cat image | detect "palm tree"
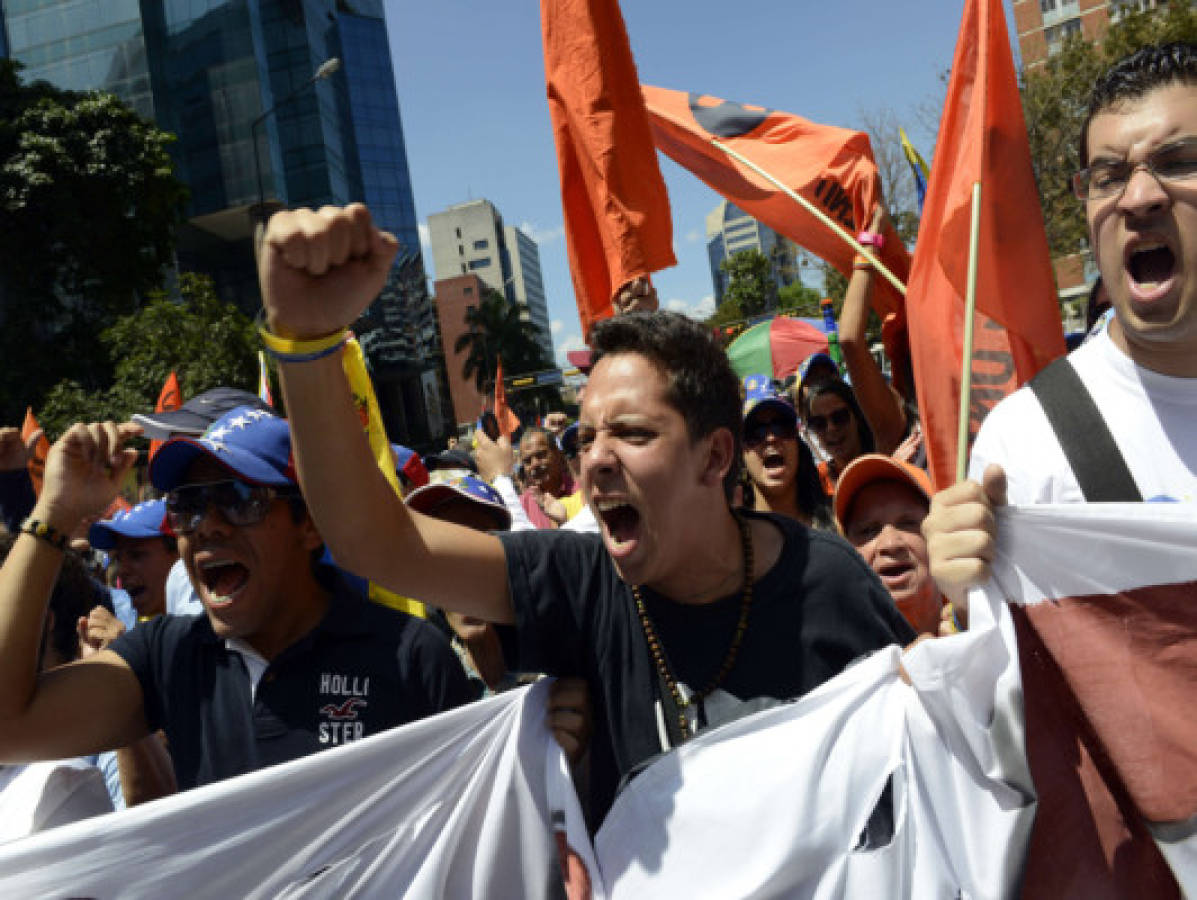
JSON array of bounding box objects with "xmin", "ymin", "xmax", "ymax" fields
[{"xmin": 454, "ymin": 288, "xmax": 550, "ymax": 392}]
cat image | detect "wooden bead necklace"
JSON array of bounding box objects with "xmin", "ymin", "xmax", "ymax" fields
[{"xmin": 631, "ymin": 513, "xmax": 754, "ymax": 742}]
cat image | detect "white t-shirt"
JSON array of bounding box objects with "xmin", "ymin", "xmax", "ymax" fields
[
  {"xmin": 0, "ymin": 759, "xmax": 113, "ymax": 842},
  {"xmin": 969, "ymin": 329, "xmax": 1197, "ymax": 504},
  {"xmin": 165, "ymin": 558, "xmax": 205, "ymax": 617}
]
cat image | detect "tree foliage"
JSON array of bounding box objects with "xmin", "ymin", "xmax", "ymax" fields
[
  {"xmin": 776, "ymin": 280, "xmax": 824, "ymax": 318},
  {"xmin": 0, "ymin": 59, "xmax": 187, "ymax": 423},
  {"xmin": 1021, "ymin": 0, "xmax": 1197, "ymax": 258},
  {"xmin": 720, "ymin": 250, "xmax": 777, "ymax": 319},
  {"xmin": 453, "ymin": 288, "xmax": 552, "ymax": 392},
  {"xmin": 706, "ymin": 295, "xmax": 744, "ymax": 329},
  {"xmin": 37, "ymin": 273, "xmax": 258, "ymax": 439}
]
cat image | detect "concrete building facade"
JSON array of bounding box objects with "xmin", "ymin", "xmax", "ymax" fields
[
  {"xmin": 427, "ymin": 199, "xmax": 554, "ymax": 361},
  {"xmin": 705, "ymin": 199, "xmax": 800, "ymax": 306},
  {"xmin": 432, "ymin": 273, "xmax": 488, "ymax": 432}
]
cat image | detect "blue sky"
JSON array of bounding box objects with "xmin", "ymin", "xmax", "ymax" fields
[{"xmin": 384, "ymin": 0, "xmax": 1018, "ymax": 366}]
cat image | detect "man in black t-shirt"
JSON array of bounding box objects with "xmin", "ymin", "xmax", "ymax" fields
[
  {"xmin": 259, "ymin": 204, "xmax": 915, "ymax": 821},
  {"xmin": 0, "ymin": 409, "xmax": 471, "ymax": 790}
]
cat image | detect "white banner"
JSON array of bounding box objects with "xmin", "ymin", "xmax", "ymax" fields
[{"xmin": 2, "ymin": 504, "xmax": 1192, "ymax": 897}]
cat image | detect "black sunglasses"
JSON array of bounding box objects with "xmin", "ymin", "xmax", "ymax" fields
[
  {"xmin": 806, "ymin": 408, "xmax": 852, "ymax": 433},
  {"xmin": 744, "ymin": 418, "xmax": 798, "ymax": 447},
  {"xmin": 166, "ymin": 480, "xmax": 296, "ymax": 533}
]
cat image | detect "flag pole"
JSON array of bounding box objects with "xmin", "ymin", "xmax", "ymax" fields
[
  {"xmin": 955, "ymin": 182, "xmax": 983, "ymax": 483},
  {"xmin": 710, "ymin": 138, "xmax": 906, "ymax": 296}
]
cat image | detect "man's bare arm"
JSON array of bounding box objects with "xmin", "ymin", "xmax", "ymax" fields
[
  {"xmin": 260, "ymin": 205, "xmax": 514, "ymax": 623},
  {"xmin": 0, "ymin": 422, "xmax": 150, "ymax": 761}
]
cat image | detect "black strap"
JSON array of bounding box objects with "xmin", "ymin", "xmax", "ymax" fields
[{"xmin": 1028, "ymin": 358, "xmax": 1143, "ymax": 503}]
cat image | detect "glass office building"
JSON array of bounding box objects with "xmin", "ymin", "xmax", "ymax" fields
[{"xmin": 0, "ymin": 0, "xmax": 444, "ymax": 446}]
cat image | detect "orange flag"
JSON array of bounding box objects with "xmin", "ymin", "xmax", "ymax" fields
[
  {"xmin": 149, "ymin": 371, "xmax": 182, "ymax": 461},
  {"xmin": 905, "ymin": 0, "xmax": 1065, "ymax": 490},
  {"xmin": 493, "ymin": 357, "xmax": 521, "ymax": 439},
  {"xmin": 641, "ymin": 85, "xmax": 913, "ymax": 393},
  {"xmin": 541, "ymin": 0, "xmax": 676, "ymax": 337},
  {"xmin": 20, "ymin": 408, "xmax": 51, "ymax": 496}
]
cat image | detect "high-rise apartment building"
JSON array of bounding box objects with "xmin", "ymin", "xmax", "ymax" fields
[
  {"xmin": 427, "ymin": 199, "xmax": 554, "ymax": 362},
  {"xmin": 0, "ymin": 0, "xmax": 445, "ymax": 447},
  {"xmin": 1012, "ymin": 0, "xmax": 1169, "ymax": 67},
  {"xmin": 706, "ymin": 200, "xmax": 800, "ymax": 307}
]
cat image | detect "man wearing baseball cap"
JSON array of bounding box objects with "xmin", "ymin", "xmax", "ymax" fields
[
  {"xmin": 87, "ymin": 500, "xmax": 176, "ymax": 620},
  {"xmin": 0, "ymin": 410, "xmax": 472, "ymax": 791},
  {"xmin": 834, "ymin": 455, "xmax": 947, "ymax": 637}
]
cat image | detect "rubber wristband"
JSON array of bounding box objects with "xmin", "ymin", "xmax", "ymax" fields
[
  {"xmin": 856, "ymin": 230, "xmax": 884, "ymax": 249},
  {"xmin": 258, "ymin": 326, "xmax": 348, "ymax": 356},
  {"xmin": 259, "ymin": 327, "xmax": 348, "ymax": 363},
  {"xmin": 19, "ymin": 518, "xmax": 68, "ymax": 551},
  {"xmin": 261, "ymin": 338, "xmax": 347, "ymax": 364}
]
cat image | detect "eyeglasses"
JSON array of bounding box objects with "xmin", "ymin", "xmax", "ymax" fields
[
  {"xmin": 1072, "ymin": 137, "xmax": 1197, "ymax": 200},
  {"xmin": 165, "ymin": 480, "xmax": 296, "ymax": 534},
  {"xmin": 806, "ymin": 408, "xmax": 852, "ymax": 433},
  {"xmin": 744, "ymin": 418, "xmax": 798, "ymax": 447}
]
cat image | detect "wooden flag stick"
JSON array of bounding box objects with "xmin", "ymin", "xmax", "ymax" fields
[
  {"xmin": 955, "ymin": 182, "xmax": 983, "ymax": 483},
  {"xmin": 710, "ymin": 138, "xmax": 907, "ymax": 296}
]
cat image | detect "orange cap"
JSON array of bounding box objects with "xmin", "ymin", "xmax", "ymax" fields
[{"xmin": 833, "ymin": 453, "xmax": 934, "ymax": 532}]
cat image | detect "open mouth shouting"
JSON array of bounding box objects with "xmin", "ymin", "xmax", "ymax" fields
[
  {"xmin": 196, "ymin": 555, "xmax": 250, "ymax": 608},
  {"xmin": 759, "ymin": 447, "xmax": 789, "ymax": 478},
  {"xmin": 1125, "ymin": 235, "xmax": 1179, "ymax": 309},
  {"xmin": 875, "ymin": 558, "xmax": 917, "ymax": 595},
  {"xmin": 594, "ymin": 496, "xmax": 642, "ymax": 559}
]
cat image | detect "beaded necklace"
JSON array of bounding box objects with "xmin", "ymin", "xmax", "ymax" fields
[{"xmin": 631, "ymin": 514, "xmax": 754, "ymax": 742}]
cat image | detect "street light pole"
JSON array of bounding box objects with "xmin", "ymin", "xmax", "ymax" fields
[{"xmin": 249, "ymin": 57, "xmax": 341, "ymax": 236}]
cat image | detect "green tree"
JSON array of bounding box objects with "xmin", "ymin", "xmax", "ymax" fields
[
  {"xmin": 37, "ymin": 273, "xmax": 258, "ymax": 438},
  {"xmin": 705, "ymin": 295, "xmax": 744, "ymax": 329},
  {"xmin": 454, "ymin": 288, "xmax": 551, "ymax": 393},
  {"xmin": 1021, "ymin": 0, "xmax": 1197, "ymax": 258},
  {"xmin": 776, "ymin": 280, "xmax": 824, "ymax": 318},
  {"xmin": 720, "ymin": 249, "xmax": 776, "ymax": 319},
  {"xmin": 0, "ymin": 59, "xmax": 187, "ymax": 423}
]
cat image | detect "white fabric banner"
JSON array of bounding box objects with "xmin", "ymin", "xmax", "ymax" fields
[{"xmin": 0, "ymin": 504, "xmax": 1191, "ymax": 897}]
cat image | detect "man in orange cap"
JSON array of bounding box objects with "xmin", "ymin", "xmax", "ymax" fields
[{"xmin": 834, "ymin": 455, "xmax": 948, "ymax": 636}]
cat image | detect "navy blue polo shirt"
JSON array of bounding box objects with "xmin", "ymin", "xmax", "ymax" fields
[{"xmin": 110, "ymin": 581, "xmax": 474, "ymax": 790}]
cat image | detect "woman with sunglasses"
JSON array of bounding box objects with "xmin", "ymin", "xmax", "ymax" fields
[
  {"xmin": 802, "ymin": 378, "xmax": 875, "ymax": 498},
  {"xmin": 740, "ymin": 376, "xmax": 833, "ymax": 529}
]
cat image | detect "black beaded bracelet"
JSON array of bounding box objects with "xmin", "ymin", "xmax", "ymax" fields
[{"xmin": 19, "ymin": 518, "xmax": 68, "ymax": 551}]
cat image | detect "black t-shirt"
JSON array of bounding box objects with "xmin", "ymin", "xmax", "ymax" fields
[
  {"xmin": 110, "ymin": 582, "xmax": 474, "ymax": 790},
  {"xmin": 500, "ymin": 510, "xmax": 916, "ymax": 821}
]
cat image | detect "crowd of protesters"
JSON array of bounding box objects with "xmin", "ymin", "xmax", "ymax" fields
[{"xmin": 0, "ymin": 41, "xmax": 1193, "ymax": 894}]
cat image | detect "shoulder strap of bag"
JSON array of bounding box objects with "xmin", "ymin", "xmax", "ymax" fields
[{"xmin": 1028, "ymin": 357, "xmax": 1143, "ymax": 502}]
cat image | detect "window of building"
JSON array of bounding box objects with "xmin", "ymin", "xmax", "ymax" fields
[
  {"xmin": 473, "ymin": 238, "xmax": 489, "ymax": 250},
  {"xmin": 1045, "ymin": 17, "xmax": 1082, "ymax": 52},
  {"xmin": 463, "ymin": 286, "xmax": 473, "ymax": 295},
  {"xmin": 468, "ymin": 257, "xmax": 491, "ymax": 270},
  {"xmin": 455, "ymin": 227, "xmax": 461, "ymax": 238}
]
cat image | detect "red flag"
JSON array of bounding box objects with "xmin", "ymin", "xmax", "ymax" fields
[
  {"xmin": 493, "ymin": 358, "xmax": 521, "ymax": 439},
  {"xmin": 149, "ymin": 371, "xmax": 182, "ymax": 461},
  {"xmin": 641, "ymin": 84, "xmax": 913, "ymax": 392},
  {"xmin": 541, "ymin": 0, "xmax": 676, "ymax": 338},
  {"xmin": 20, "ymin": 408, "xmax": 51, "ymax": 497},
  {"xmin": 905, "ymin": 0, "xmax": 1066, "ymax": 489}
]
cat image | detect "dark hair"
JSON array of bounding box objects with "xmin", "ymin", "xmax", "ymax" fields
[
  {"xmin": 0, "ymin": 533, "xmax": 112, "ymax": 667},
  {"xmin": 801, "ymin": 378, "xmax": 875, "ymax": 456},
  {"xmin": 1079, "ymin": 42, "xmax": 1197, "ymax": 168},
  {"xmin": 796, "ymin": 438, "xmax": 835, "ymax": 530},
  {"xmin": 590, "ymin": 311, "xmax": 742, "ymax": 499}
]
